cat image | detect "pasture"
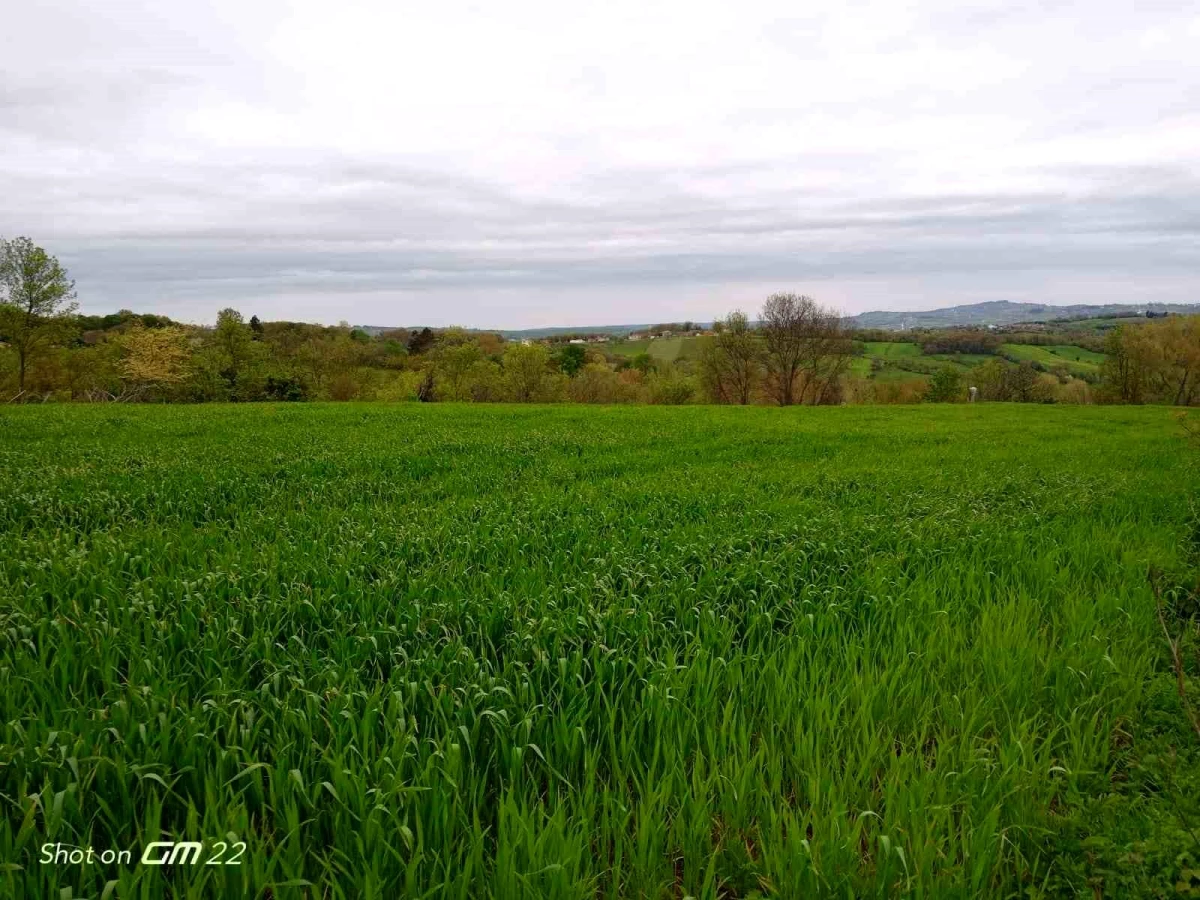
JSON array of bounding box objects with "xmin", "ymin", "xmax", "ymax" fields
[
  {"xmin": 998, "ymin": 344, "xmax": 1106, "ymax": 376},
  {"xmin": 605, "ymin": 336, "xmax": 709, "ymax": 364},
  {"xmin": 0, "ymin": 403, "xmax": 1196, "ymax": 898}
]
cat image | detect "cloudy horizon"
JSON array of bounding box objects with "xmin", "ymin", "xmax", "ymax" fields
[{"xmin": 3, "ymin": 0, "xmax": 1199, "ymax": 328}]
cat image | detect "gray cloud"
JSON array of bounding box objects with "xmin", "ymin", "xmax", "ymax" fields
[{"xmin": 2, "ymin": 0, "xmax": 1199, "ymax": 326}]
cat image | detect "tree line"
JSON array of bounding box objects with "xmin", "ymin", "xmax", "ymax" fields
[{"xmin": 3, "ymin": 236, "xmax": 1197, "ymax": 406}]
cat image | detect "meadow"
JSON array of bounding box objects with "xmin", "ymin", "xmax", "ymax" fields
[{"xmin": 1, "ymin": 403, "xmax": 1197, "ymax": 898}]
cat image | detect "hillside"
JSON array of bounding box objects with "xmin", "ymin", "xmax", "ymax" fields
[
  {"xmin": 844, "ymin": 300, "xmax": 1200, "ymax": 330},
  {"xmin": 354, "ymin": 302, "xmax": 1200, "ymax": 337}
]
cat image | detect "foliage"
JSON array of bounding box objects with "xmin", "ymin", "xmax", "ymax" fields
[
  {"xmin": 6, "ymin": 284, "xmax": 1199, "ymax": 409},
  {"xmin": 556, "ymin": 343, "xmax": 587, "ymax": 377},
  {"xmin": 925, "ymin": 365, "xmax": 964, "ymax": 402},
  {"xmin": 0, "ymin": 236, "xmax": 78, "ymax": 392},
  {"xmin": 117, "ymin": 326, "xmax": 191, "ymax": 394},
  {"xmin": 645, "ymin": 369, "xmax": 697, "ymax": 404},
  {"xmin": 1100, "ymin": 318, "xmax": 1200, "ymax": 406},
  {"xmin": 502, "ymin": 342, "xmax": 558, "ymax": 402},
  {"xmin": 920, "ymin": 330, "xmax": 1002, "ymax": 355}
]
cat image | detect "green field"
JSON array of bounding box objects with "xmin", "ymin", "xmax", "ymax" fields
[
  {"xmin": 999, "ymin": 344, "xmax": 1105, "ymax": 375},
  {"xmin": 859, "ymin": 341, "xmax": 923, "ymax": 358},
  {"xmin": 852, "ymin": 342, "xmax": 1107, "ymax": 386},
  {"xmin": 606, "ymin": 336, "xmax": 710, "ymax": 364},
  {"xmin": 925, "ymin": 352, "xmax": 996, "ymax": 369},
  {"xmin": 1, "ymin": 404, "xmax": 1197, "ymax": 898}
]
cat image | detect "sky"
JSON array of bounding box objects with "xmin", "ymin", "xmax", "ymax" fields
[{"xmin": 2, "ymin": 0, "xmax": 1199, "ymax": 328}]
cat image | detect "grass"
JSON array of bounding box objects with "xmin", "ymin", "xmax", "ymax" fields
[
  {"xmin": 859, "ymin": 341, "xmax": 923, "ymax": 358},
  {"xmin": 0, "ymin": 403, "xmax": 1196, "ymax": 898},
  {"xmin": 926, "ymin": 352, "xmax": 996, "ymax": 369},
  {"xmin": 1000, "ymin": 344, "xmax": 1105, "ymax": 375},
  {"xmin": 607, "ymin": 337, "xmax": 709, "ymax": 364}
]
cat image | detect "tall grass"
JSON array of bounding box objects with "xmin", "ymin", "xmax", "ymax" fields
[{"xmin": 0, "ymin": 403, "xmax": 1194, "ymax": 898}]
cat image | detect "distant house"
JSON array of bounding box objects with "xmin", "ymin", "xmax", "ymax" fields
[{"xmin": 568, "ymin": 338, "xmax": 585, "ymax": 344}]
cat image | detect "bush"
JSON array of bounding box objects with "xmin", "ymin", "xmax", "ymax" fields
[
  {"xmin": 568, "ymin": 363, "xmax": 638, "ymax": 403},
  {"xmin": 264, "ymin": 376, "xmax": 308, "ymax": 401},
  {"xmin": 926, "ymin": 366, "xmax": 964, "ymax": 402},
  {"xmin": 646, "ymin": 370, "xmax": 696, "ymax": 405}
]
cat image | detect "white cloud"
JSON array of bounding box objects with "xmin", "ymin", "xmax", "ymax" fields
[{"xmin": 2, "ymin": 0, "xmax": 1198, "ymax": 325}]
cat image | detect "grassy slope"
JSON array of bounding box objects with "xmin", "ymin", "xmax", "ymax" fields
[
  {"xmin": 607, "ymin": 336, "xmax": 710, "ymax": 364},
  {"xmin": 860, "ymin": 341, "xmax": 923, "ymax": 358},
  {"xmin": 0, "ymin": 404, "xmax": 1195, "ymax": 898},
  {"xmin": 1000, "ymin": 343, "xmax": 1105, "ymax": 375}
]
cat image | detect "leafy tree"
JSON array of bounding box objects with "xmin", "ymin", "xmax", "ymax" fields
[
  {"xmin": 476, "ymin": 332, "xmax": 505, "ymax": 358},
  {"xmin": 264, "ymin": 375, "xmax": 307, "ymax": 401},
  {"xmin": 1007, "ymin": 361, "xmax": 1040, "ymax": 402},
  {"xmin": 502, "ymin": 343, "xmax": 553, "ymax": 402},
  {"xmin": 118, "ymin": 326, "xmax": 191, "ymax": 396},
  {"xmin": 646, "ymin": 369, "xmax": 696, "ymax": 404},
  {"xmin": 249, "ymin": 315, "xmax": 264, "ymax": 340},
  {"xmin": 430, "ymin": 338, "xmax": 483, "ymax": 401},
  {"xmin": 926, "ymin": 366, "xmax": 963, "ymax": 402},
  {"xmin": 210, "ymin": 308, "xmax": 255, "ymax": 395},
  {"xmin": 1101, "ymin": 317, "xmax": 1200, "ymax": 405},
  {"xmin": 465, "ymin": 359, "xmax": 504, "ymax": 402},
  {"xmin": 557, "ymin": 344, "xmax": 587, "ymax": 377},
  {"xmin": 569, "ymin": 362, "xmax": 629, "ymax": 403},
  {"xmin": 629, "ymin": 352, "xmax": 655, "ymax": 374},
  {"xmin": 408, "ymin": 327, "xmax": 436, "ymax": 355},
  {"xmin": 0, "ymin": 236, "xmax": 78, "ymax": 392}
]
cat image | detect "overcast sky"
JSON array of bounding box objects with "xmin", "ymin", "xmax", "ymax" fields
[{"xmin": 3, "ymin": 1, "xmax": 1198, "ymax": 327}]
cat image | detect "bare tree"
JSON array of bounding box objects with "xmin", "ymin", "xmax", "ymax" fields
[
  {"xmin": 700, "ymin": 310, "xmax": 761, "ymax": 404},
  {"xmin": 759, "ymin": 293, "xmax": 852, "ymax": 406},
  {"xmin": 0, "ymin": 237, "xmax": 78, "ymax": 392}
]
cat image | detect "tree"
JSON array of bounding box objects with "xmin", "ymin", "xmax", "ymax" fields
[
  {"xmin": 1099, "ymin": 325, "xmax": 1152, "ymax": 403},
  {"xmin": 700, "ymin": 310, "xmax": 760, "ymax": 404},
  {"xmin": 118, "ymin": 326, "xmax": 191, "ymax": 397},
  {"xmin": 1148, "ymin": 316, "xmax": 1200, "ymax": 406},
  {"xmin": 465, "ymin": 359, "xmax": 504, "ymax": 401},
  {"xmin": 569, "ymin": 362, "xmax": 627, "ymax": 403},
  {"xmin": 1006, "ymin": 361, "xmax": 1039, "ymax": 402},
  {"xmin": 759, "ymin": 293, "xmax": 852, "ymax": 406},
  {"xmin": 0, "ymin": 237, "xmax": 78, "ymax": 392},
  {"xmin": 557, "ymin": 343, "xmax": 587, "ymax": 377},
  {"xmin": 502, "ymin": 343, "xmax": 553, "ymax": 402},
  {"xmin": 430, "ymin": 336, "xmax": 483, "ymax": 401},
  {"xmin": 629, "ymin": 352, "xmax": 655, "ymax": 374},
  {"xmin": 249, "ymin": 315, "xmax": 264, "ymax": 340},
  {"xmin": 407, "ymin": 327, "xmax": 436, "ymax": 355},
  {"xmin": 926, "ymin": 366, "xmax": 963, "ymax": 402},
  {"xmin": 210, "ymin": 308, "xmax": 254, "ymax": 392}
]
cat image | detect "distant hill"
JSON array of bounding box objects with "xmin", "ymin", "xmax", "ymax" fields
[
  {"xmin": 356, "ymin": 302, "xmax": 1200, "ymax": 337},
  {"xmin": 843, "ymin": 301, "xmax": 1200, "ymax": 330},
  {"xmin": 356, "ymin": 323, "xmax": 705, "ymax": 339}
]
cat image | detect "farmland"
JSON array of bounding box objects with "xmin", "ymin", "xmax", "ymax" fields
[
  {"xmin": 1, "ymin": 404, "xmax": 1197, "ymax": 898},
  {"xmin": 605, "ymin": 336, "xmax": 711, "ymax": 364},
  {"xmin": 602, "ymin": 334, "xmax": 1109, "ymax": 391}
]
